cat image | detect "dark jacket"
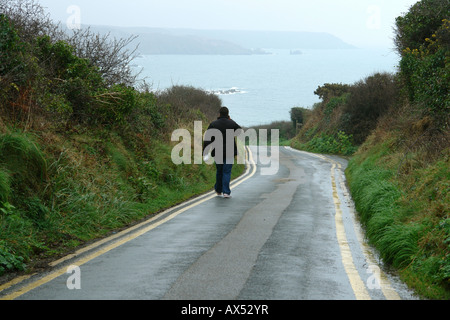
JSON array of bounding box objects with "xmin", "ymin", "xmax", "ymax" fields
[{"xmin": 203, "ymin": 116, "xmax": 242, "ymax": 161}]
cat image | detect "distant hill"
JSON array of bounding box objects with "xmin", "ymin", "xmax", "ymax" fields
[
  {"xmin": 83, "ymin": 25, "xmax": 355, "ymax": 55},
  {"xmin": 173, "ymin": 29, "xmax": 356, "ymax": 50}
]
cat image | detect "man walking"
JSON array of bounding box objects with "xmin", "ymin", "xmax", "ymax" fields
[{"xmin": 203, "ymin": 107, "xmax": 242, "ymax": 198}]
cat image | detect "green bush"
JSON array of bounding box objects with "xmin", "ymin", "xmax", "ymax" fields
[
  {"xmin": 0, "ymin": 240, "xmax": 25, "ymax": 276},
  {"xmin": 0, "ymin": 14, "xmax": 30, "ymax": 108},
  {"xmin": 0, "ymin": 132, "xmax": 47, "ymax": 195},
  {"xmin": 342, "ymin": 73, "xmax": 398, "ymax": 145},
  {"xmin": 36, "ymin": 35, "xmax": 105, "ymax": 122},
  {"xmin": 0, "ymin": 14, "xmax": 22, "ymax": 76},
  {"xmin": 314, "ymin": 83, "xmax": 351, "ymax": 102},
  {"xmin": 394, "ymin": 0, "xmax": 450, "ymax": 53},
  {"xmin": 156, "ymin": 85, "xmax": 222, "ymax": 123},
  {"xmin": 93, "ymin": 84, "xmax": 138, "ymax": 126},
  {"xmin": 0, "ymin": 168, "xmax": 10, "ymax": 203},
  {"xmin": 325, "ymin": 93, "xmax": 349, "ymax": 118},
  {"xmin": 399, "ymin": 20, "xmax": 449, "ymax": 119},
  {"xmin": 296, "ymin": 131, "xmax": 357, "ymax": 156}
]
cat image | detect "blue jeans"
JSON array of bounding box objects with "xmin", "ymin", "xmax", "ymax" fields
[{"xmin": 215, "ymin": 163, "xmax": 233, "ymax": 195}]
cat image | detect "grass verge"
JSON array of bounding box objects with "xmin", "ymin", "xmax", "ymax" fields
[
  {"xmin": 346, "ymin": 135, "xmax": 449, "ymax": 299},
  {"xmin": 0, "ymin": 128, "xmax": 245, "ymax": 279}
]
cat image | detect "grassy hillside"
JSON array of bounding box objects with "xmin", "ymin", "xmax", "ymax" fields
[
  {"xmin": 0, "ymin": 1, "xmax": 244, "ymax": 280},
  {"xmin": 291, "ymin": 0, "xmax": 449, "ymax": 299}
]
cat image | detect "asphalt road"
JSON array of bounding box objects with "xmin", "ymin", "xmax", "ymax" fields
[{"xmin": 1, "ymin": 146, "xmax": 417, "ymax": 300}]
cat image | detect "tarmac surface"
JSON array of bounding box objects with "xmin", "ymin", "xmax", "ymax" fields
[{"xmin": 0, "ymin": 146, "xmax": 417, "ymax": 300}]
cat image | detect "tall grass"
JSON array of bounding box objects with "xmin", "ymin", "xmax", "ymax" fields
[
  {"xmin": 0, "ymin": 132, "xmax": 47, "ymax": 192},
  {"xmin": 0, "ymin": 168, "xmax": 10, "ymax": 203},
  {"xmin": 346, "ymin": 149, "xmax": 419, "ymax": 267},
  {"xmin": 346, "ymin": 134, "xmax": 450, "ymax": 299},
  {"xmin": 0, "ymin": 126, "xmax": 245, "ymax": 276}
]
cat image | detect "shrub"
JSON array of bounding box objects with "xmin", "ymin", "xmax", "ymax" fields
[
  {"xmin": 0, "ymin": 168, "xmax": 10, "ymax": 203},
  {"xmin": 296, "ymin": 131, "xmax": 357, "ymax": 156},
  {"xmin": 399, "ymin": 19, "xmax": 449, "ymax": 120},
  {"xmin": 0, "ymin": 14, "xmax": 24, "ymax": 79},
  {"xmin": 156, "ymin": 85, "xmax": 222, "ymax": 123},
  {"xmin": 93, "ymin": 84, "xmax": 138, "ymax": 126},
  {"xmin": 314, "ymin": 83, "xmax": 351, "ymax": 103},
  {"xmin": 1, "ymin": 0, "xmax": 139, "ymax": 86},
  {"xmin": 342, "ymin": 73, "xmax": 398, "ymax": 145},
  {"xmin": 0, "ymin": 240, "xmax": 25, "ymax": 276},
  {"xmin": 0, "ymin": 132, "xmax": 47, "ymax": 195},
  {"xmin": 394, "ymin": 0, "xmax": 450, "ymax": 54}
]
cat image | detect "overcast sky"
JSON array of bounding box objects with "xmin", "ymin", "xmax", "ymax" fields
[{"xmin": 38, "ymin": 0, "xmax": 418, "ymax": 48}]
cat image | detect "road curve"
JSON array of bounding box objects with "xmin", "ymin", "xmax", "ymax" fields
[{"xmin": 0, "ymin": 146, "xmax": 416, "ymax": 300}]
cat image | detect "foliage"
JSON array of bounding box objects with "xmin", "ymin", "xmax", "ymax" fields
[
  {"xmin": 0, "ymin": 0, "xmax": 139, "ymax": 86},
  {"xmin": 313, "ymin": 83, "xmax": 350, "ymax": 102},
  {"xmin": 0, "ymin": 14, "xmax": 24, "ymax": 79},
  {"xmin": 342, "ymin": 73, "xmax": 398, "ymax": 144},
  {"xmin": 290, "ymin": 107, "xmax": 304, "ymax": 128},
  {"xmin": 324, "ymin": 93, "xmax": 349, "ymax": 118},
  {"xmin": 399, "ymin": 19, "xmax": 450, "ymax": 120},
  {"xmin": 0, "ymin": 132, "xmax": 47, "ymax": 196},
  {"xmin": 290, "ymin": 0, "xmax": 450, "ymax": 298},
  {"xmin": 292, "ymin": 131, "xmax": 357, "ymax": 156},
  {"xmin": 0, "ymin": 1, "xmax": 245, "ymax": 279},
  {"xmin": 394, "ymin": 0, "xmax": 450, "ymax": 54},
  {"xmin": 291, "ymin": 73, "xmax": 395, "ymax": 155},
  {"xmin": 0, "ymin": 240, "xmax": 25, "ymax": 275},
  {"xmin": 156, "ymin": 85, "xmax": 222, "ymax": 123},
  {"xmin": 249, "ymin": 120, "xmax": 297, "ymax": 144},
  {"xmin": 346, "ymin": 136, "xmax": 450, "ymax": 299}
]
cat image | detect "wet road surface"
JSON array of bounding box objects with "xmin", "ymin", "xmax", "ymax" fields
[{"xmin": 1, "ymin": 147, "xmax": 417, "ymax": 300}]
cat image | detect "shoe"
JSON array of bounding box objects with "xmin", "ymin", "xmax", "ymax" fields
[
  {"xmin": 223, "ymin": 194, "xmax": 232, "ymax": 198},
  {"xmin": 216, "ymin": 192, "xmax": 223, "ymax": 196}
]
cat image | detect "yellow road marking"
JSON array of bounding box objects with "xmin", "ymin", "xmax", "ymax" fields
[
  {"xmin": 0, "ymin": 274, "xmax": 35, "ymax": 293},
  {"xmin": 1, "ymin": 147, "xmax": 257, "ymax": 300},
  {"xmin": 285, "ymin": 147, "xmax": 401, "ymax": 300},
  {"xmin": 331, "ymin": 163, "xmax": 371, "ymax": 300},
  {"xmin": 334, "ymin": 162, "xmax": 401, "ymax": 300}
]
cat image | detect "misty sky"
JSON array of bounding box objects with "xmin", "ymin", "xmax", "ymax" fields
[{"xmin": 38, "ymin": 0, "xmax": 419, "ymax": 48}]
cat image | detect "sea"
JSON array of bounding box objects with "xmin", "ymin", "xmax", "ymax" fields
[{"xmin": 132, "ymin": 48, "xmax": 401, "ymax": 127}]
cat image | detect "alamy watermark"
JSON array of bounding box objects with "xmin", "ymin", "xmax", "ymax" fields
[
  {"xmin": 66, "ymin": 265, "xmax": 81, "ymax": 290},
  {"xmin": 366, "ymin": 5, "xmax": 381, "ymax": 30},
  {"xmin": 171, "ymin": 121, "xmax": 280, "ymax": 176},
  {"xmin": 66, "ymin": 5, "xmax": 81, "ymax": 30},
  {"xmin": 366, "ymin": 264, "xmax": 382, "ymax": 290}
]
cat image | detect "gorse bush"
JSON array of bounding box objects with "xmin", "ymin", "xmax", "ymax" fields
[
  {"xmin": 395, "ymin": 0, "xmax": 450, "ymax": 122},
  {"xmin": 399, "ymin": 20, "xmax": 450, "ymax": 120},
  {"xmin": 394, "ymin": 0, "xmax": 450, "ymax": 54}
]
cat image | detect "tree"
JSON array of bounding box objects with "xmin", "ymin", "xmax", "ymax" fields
[
  {"xmin": 290, "ymin": 107, "xmax": 304, "ymax": 129},
  {"xmin": 314, "ymin": 83, "xmax": 350, "ymax": 102}
]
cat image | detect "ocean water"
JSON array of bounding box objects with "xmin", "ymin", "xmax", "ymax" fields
[{"xmin": 134, "ymin": 48, "xmax": 400, "ymax": 127}]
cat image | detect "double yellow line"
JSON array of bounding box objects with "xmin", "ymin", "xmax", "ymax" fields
[
  {"xmin": 285, "ymin": 147, "xmax": 401, "ymax": 300},
  {"xmin": 1, "ymin": 147, "xmax": 257, "ymax": 300}
]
